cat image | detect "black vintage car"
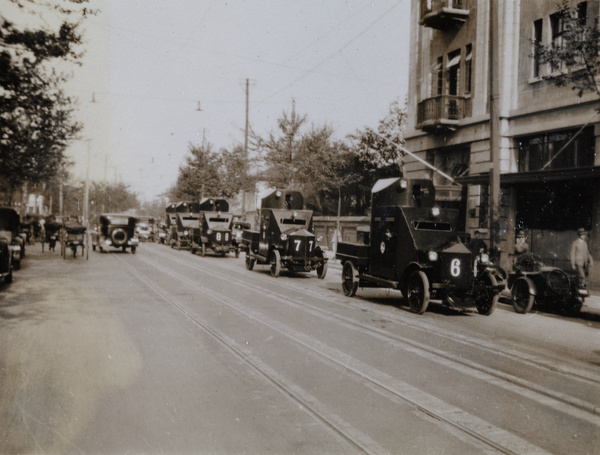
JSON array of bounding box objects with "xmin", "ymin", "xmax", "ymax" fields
[
  {"xmin": 336, "ymin": 178, "xmax": 504, "ymax": 315},
  {"xmin": 508, "ymin": 253, "xmax": 585, "ymax": 314},
  {"xmin": 0, "ymin": 207, "xmax": 21, "ymax": 283},
  {"xmin": 242, "ymin": 189, "xmax": 327, "ymax": 278},
  {"xmin": 92, "ymin": 214, "xmax": 139, "ymax": 253}
]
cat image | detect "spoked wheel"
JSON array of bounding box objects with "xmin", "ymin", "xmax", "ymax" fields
[
  {"xmin": 474, "ymin": 273, "xmax": 499, "ymax": 315},
  {"xmin": 316, "ymin": 260, "xmax": 328, "ymax": 279},
  {"xmin": 407, "ymin": 271, "xmax": 430, "ymax": 314},
  {"xmin": 245, "ymin": 254, "xmax": 255, "ymax": 270},
  {"xmin": 270, "ymin": 249, "xmax": 281, "ymax": 277},
  {"xmin": 341, "ymin": 261, "xmax": 359, "ymax": 297},
  {"xmin": 511, "ymin": 277, "xmax": 535, "ymax": 314}
]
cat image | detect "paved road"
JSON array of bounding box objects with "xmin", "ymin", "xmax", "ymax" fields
[{"xmin": 0, "ymin": 242, "xmax": 599, "ymax": 454}]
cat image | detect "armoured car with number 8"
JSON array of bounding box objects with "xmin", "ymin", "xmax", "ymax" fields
[
  {"xmin": 190, "ymin": 198, "xmax": 239, "ymax": 257},
  {"xmin": 335, "ymin": 178, "xmax": 504, "ymax": 315}
]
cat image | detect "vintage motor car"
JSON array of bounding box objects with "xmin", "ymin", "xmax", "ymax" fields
[
  {"xmin": 0, "ymin": 207, "xmax": 21, "ymax": 283},
  {"xmin": 92, "ymin": 214, "xmax": 139, "ymax": 253},
  {"xmin": 508, "ymin": 253, "xmax": 586, "ymax": 314},
  {"xmin": 336, "ymin": 178, "xmax": 505, "ymax": 315},
  {"xmin": 242, "ymin": 189, "xmax": 328, "ymax": 278},
  {"xmin": 190, "ymin": 198, "xmax": 239, "ymax": 257}
]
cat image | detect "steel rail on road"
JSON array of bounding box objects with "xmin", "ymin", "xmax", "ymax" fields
[
  {"xmin": 149, "ymin": 246, "xmax": 600, "ymax": 421},
  {"xmin": 115, "ymin": 247, "xmax": 566, "ymax": 454}
]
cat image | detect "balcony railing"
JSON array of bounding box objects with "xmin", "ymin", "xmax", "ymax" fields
[
  {"xmin": 419, "ymin": 0, "xmax": 470, "ymax": 30},
  {"xmin": 417, "ymin": 95, "xmax": 468, "ymax": 132}
]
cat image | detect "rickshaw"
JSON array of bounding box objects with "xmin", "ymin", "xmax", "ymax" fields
[
  {"xmin": 61, "ymin": 220, "xmax": 88, "ymax": 259},
  {"xmin": 41, "ymin": 216, "xmax": 62, "ymax": 252}
]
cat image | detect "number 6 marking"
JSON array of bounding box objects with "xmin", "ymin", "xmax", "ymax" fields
[{"xmin": 451, "ymin": 259, "xmax": 461, "ymax": 277}]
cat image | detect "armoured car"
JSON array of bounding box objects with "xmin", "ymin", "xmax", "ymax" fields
[
  {"xmin": 242, "ymin": 189, "xmax": 327, "ymax": 278},
  {"xmin": 190, "ymin": 198, "xmax": 238, "ymax": 257},
  {"xmin": 92, "ymin": 214, "xmax": 139, "ymax": 253},
  {"xmin": 171, "ymin": 202, "xmax": 198, "ymax": 250},
  {"xmin": 335, "ymin": 178, "xmax": 504, "ymax": 315}
]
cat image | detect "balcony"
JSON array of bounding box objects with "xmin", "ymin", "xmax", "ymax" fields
[
  {"xmin": 419, "ymin": 0, "xmax": 470, "ymax": 30},
  {"xmin": 417, "ymin": 95, "xmax": 468, "ymax": 132}
]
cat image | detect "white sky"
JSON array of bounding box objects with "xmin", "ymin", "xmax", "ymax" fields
[{"xmin": 61, "ymin": 0, "xmax": 411, "ymax": 202}]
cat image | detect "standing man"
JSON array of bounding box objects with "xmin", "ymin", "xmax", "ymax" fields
[{"xmin": 570, "ymin": 228, "xmax": 594, "ymax": 288}]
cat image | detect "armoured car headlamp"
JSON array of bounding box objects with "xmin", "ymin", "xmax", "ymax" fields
[
  {"xmin": 400, "ymin": 180, "xmax": 408, "ymax": 189},
  {"xmin": 207, "ymin": 229, "xmax": 212, "ymax": 235},
  {"xmin": 431, "ymin": 207, "xmax": 440, "ymax": 217},
  {"xmin": 276, "ymin": 190, "xmax": 282, "ymax": 198},
  {"xmin": 479, "ymin": 253, "xmax": 490, "ymax": 263},
  {"xmin": 184, "ymin": 230, "xmax": 189, "ymax": 236},
  {"xmin": 428, "ymin": 251, "xmax": 438, "ymax": 262},
  {"xmin": 292, "ymin": 211, "xmax": 298, "ymax": 219},
  {"xmin": 280, "ymin": 234, "xmax": 287, "ymax": 241}
]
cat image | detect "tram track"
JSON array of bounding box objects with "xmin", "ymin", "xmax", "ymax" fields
[
  {"xmin": 116, "ymin": 248, "xmax": 572, "ymax": 454},
  {"xmin": 144, "ymin": 245, "xmax": 600, "ymax": 421}
]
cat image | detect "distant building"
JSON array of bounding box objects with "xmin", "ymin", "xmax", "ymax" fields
[{"xmin": 404, "ymin": 0, "xmax": 600, "ymax": 287}]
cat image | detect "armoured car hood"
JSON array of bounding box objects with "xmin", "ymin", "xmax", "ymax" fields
[{"xmin": 287, "ymin": 228, "xmax": 315, "ymax": 237}]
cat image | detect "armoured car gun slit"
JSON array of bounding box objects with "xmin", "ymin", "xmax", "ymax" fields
[
  {"xmin": 335, "ymin": 178, "xmax": 505, "ymax": 315},
  {"xmin": 241, "ymin": 189, "xmax": 328, "ymax": 279}
]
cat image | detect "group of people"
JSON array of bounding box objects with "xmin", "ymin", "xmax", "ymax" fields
[{"xmin": 469, "ymin": 228, "xmax": 594, "ymax": 287}]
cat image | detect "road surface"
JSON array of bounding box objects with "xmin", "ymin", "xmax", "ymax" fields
[{"xmin": 0, "ymin": 242, "xmax": 599, "ymax": 454}]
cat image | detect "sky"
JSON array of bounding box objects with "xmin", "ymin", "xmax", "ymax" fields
[{"xmin": 57, "ymin": 0, "xmax": 411, "ymax": 202}]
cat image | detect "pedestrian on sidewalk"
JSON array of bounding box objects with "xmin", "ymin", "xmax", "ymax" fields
[{"xmin": 570, "ymin": 228, "xmax": 593, "ymax": 288}]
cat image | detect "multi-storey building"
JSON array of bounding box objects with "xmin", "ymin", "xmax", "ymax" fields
[{"xmin": 404, "ymin": 0, "xmax": 600, "ymax": 287}]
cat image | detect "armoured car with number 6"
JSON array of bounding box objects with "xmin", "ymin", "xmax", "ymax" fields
[
  {"xmin": 335, "ymin": 178, "xmax": 504, "ymax": 315},
  {"xmin": 242, "ymin": 189, "xmax": 327, "ymax": 278}
]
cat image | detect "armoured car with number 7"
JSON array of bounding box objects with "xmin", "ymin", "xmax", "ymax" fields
[
  {"xmin": 242, "ymin": 189, "xmax": 327, "ymax": 278},
  {"xmin": 335, "ymin": 178, "xmax": 504, "ymax": 315}
]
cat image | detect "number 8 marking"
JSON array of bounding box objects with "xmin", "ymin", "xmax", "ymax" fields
[{"xmin": 451, "ymin": 259, "xmax": 461, "ymax": 277}]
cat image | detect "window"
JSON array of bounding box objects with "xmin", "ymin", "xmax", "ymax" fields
[
  {"xmin": 464, "ymin": 44, "xmax": 472, "ymax": 94},
  {"xmin": 446, "ymin": 49, "xmax": 461, "ymax": 96},
  {"xmin": 550, "ymin": 11, "xmax": 566, "ymax": 72},
  {"xmin": 517, "ymin": 127, "xmax": 595, "ymax": 172},
  {"xmin": 533, "ymin": 19, "xmax": 543, "ymax": 78},
  {"xmin": 434, "ymin": 57, "xmax": 443, "ymax": 96}
]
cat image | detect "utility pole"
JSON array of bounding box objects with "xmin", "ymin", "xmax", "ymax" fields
[
  {"xmin": 242, "ymin": 78, "xmax": 250, "ymax": 218},
  {"xmin": 489, "ymin": 0, "xmax": 501, "ymax": 260},
  {"xmin": 84, "ymin": 139, "xmax": 91, "ymax": 226}
]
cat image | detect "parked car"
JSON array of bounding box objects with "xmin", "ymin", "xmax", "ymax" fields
[
  {"xmin": 508, "ymin": 253, "xmax": 585, "ymax": 314},
  {"xmin": 91, "ymin": 214, "xmax": 139, "ymax": 253},
  {"xmin": 136, "ymin": 222, "xmax": 153, "ymax": 242},
  {"xmin": 0, "ymin": 207, "xmax": 20, "ymax": 283}
]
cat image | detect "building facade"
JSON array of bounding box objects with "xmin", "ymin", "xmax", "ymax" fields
[{"xmin": 404, "ymin": 0, "xmax": 600, "ymax": 287}]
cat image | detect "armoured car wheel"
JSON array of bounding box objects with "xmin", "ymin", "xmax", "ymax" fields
[
  {"xmin": 245, "ymin": 255, "xmax": 255, "ymax": 270},
  {"xmin": 131, "ymin": 247, "xmax": 136, "ymax": 254},
  {"xmin": 342, "ymin": 261, "xmax": 359, "ymax": 297},
  {"xmin": 475, "ymin": 273, "xmax": 499, "ymax": 316},
  {"xmin": 511, "ymin": 277, "xmax": 535, "ymax": 314},
  {"xmin": 5, "ymin": 271, "xmax": 12, "ymax": 284},
  {"xmin": 201, "ymin": 243, "xmax": 206, "ymax": 257},
  {"xmin": 317, "ymin": 261, "xmax": 328, "ymax": 279},
  {"xmin": 407, "ymin": 271, "xmax": 430, "ymax": 314},
  {"xmin": 270, "ymin": 249, "xmax": 281, "ymax": 277}
]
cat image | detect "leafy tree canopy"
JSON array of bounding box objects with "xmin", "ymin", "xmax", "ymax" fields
[{"xmin": 0, "ymin": 0, "xmax": 93, "ymax": 200}]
